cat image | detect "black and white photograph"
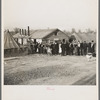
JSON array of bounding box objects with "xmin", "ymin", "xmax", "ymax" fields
[{"xmin": 3, "ymin": 0, "xmax": 97, "ymax": 86}]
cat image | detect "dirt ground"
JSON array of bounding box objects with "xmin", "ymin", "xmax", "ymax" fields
[{"xmin": 4, "ymin": 54, "xmax": 96, "ymax": 85}]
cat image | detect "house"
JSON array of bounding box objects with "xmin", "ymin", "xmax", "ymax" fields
[{"xmin": 30, "ymin": 28, "xmax": 69, "ymax": 44}]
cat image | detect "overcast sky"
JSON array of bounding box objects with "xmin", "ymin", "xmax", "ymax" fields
[{"xmin": 3, "ymin": 0, "xmax": 98, "ymax": 31}]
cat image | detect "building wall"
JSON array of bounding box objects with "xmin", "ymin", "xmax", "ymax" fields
[
  {"xmin": 31, "ymin": 39, "xmax": 42, "ymax": 43},
  {"xmin": 23, "ymin": 38, "xmax": 27, "ymax": 45},
  {"xmin": 18, "ymin": 38, "xmax": 22, "ymax": 44},
  {"xmin": 36, "ymin": 39, "xmax": 42, "ymax": 43},
  {"xmin": 17, "ymin": 38, "xmax": 27, "ymax": 45},
  {"xmin": 44, "ymin": 31, "xmax": 69, "ymax": 42}
]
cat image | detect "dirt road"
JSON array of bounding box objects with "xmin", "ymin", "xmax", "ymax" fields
[{"xmin": 4, "ymin": 54, "xmax": 96, "ymax": 85}]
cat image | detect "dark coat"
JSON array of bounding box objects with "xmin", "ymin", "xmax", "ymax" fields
[{"xmin": 83, "ymin": 43, "xmax": 87, "ymax": 50}]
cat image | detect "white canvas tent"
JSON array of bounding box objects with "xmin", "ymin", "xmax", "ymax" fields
[
  {"xmin": 71, "ymin": 33, "xmax": 82, "ymax": 41},
  {"xmin": 4, "ymin": 31, "xmax": 19, "ymax": 49}
]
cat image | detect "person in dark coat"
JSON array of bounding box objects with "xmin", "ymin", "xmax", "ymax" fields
[
  {"xmin": 66, "ymin": 41, "xmax": 69, "ymax": 55},
  {"xmin": 88, "ymin": 42, "xmax": 91, "ymax": 53},
  {"xmin": 83, "ymin": 41, "xmax": 87, "ymax": 55},
  {"xmin": 27, "ymin": 41, "xmax": 31, "ymax": 55},
  {"xmin": 77, "ymin": 41, "xmax": 80, "ymax": 55},
  {"xmin": 34, "ymin": 42, "xmax": 38, "ymax": 53},
  {"xmin": 55, "ymin": 42, "xmax": 59, "ymax": 55},
  {"xmin": 80, "ymin": 41, "xmax": 83, "ymax": 55},
  {"xmin": 51, "ymin": 42, "xmax": 56, "ymax": 55},
  {"xmin": 30, "ymin": 42, "xmax": 34, "ymax": 54},
  {"xmin": 91, "ymin": 40, "xmax": 95, "ymax": 53},
  {"xmin": 61, "ymin": 40, "xmax": 66, "ymax": 56},
  {"xmin": 40, "ymin": 43, "xmax": 43, "ymax": 54},
  {"xmin": 69, "ymin": 42, "xmax": 74, "ymax": 55},
  {"xmin": 43, "ymin": 45, "xmax": 46, "ymax": 54}
]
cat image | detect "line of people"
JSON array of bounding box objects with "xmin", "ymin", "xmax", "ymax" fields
[{"xmin": 27, "ymin": 40, "xmax": 96, "ymax": 56}]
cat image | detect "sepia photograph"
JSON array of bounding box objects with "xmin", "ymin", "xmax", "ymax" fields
[{"xmin": 3, "ymin": 0, "xmax": 97, "ymax": 86}]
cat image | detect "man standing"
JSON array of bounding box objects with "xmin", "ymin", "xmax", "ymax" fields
[
  {"xmin": 27, "ymin": 41, "xmax": 31, "ymax": 55},
  {"xmin": 69, "ymin": 42, "xmax": 74, "ymax": 55},
  {"xmin": 51, "ymin": 42, "xmax": 56, "ymax": 55},
  {"xmin": 83, "ymin": 41, "xmax": 87, "ymax": 55},
  {"xmin": 34, "ymin": 42, "xmax": 38, "ymax": 53},
  {"xmin": 66, "ymin": 40, "xmax": 69, "ymax": 55},
  {"xmin": 80, "ymin": 41, "xmax": 83, "ymax": 55},
  {"xmin": 55, "ymin": 42, "xmax": 59, "ymax": 55},
  {"xmin": 91, "ymin": 40, "xmax": 95, "ymax": 53},
  {"xmin": 61, "ymin": 39, "xmax": 66, "ymax": 56},
  {"xmin": 88, "ymin": 42, "xmax": 91, "ymax": 53},
  {"xmin": 77, "ymin": 41, "xmax": 80, "ymax": 55}
]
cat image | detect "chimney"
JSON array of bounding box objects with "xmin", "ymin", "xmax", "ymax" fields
[
  {"xmin": 25, "ymin": 29, "xmax": 26, "ymax": 36},
  {"xmin": 28, "ymin": 26, "xmax": 30, "ymax": 36},
  {"xmin": 20, "ymin": 29, "xmax": 21, "ymax": 35},
  {"xmin": 22, "ymin": 29, "xmax": 24, "ymax": 35}
]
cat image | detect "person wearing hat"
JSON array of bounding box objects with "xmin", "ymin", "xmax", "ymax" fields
[
  {"xmin": 91, "ymin": 40, "xmax": 95, "ymax": 53},
  {"xmin": 83, "ymin": 41, "xmax": 87, "ymax": 55}
]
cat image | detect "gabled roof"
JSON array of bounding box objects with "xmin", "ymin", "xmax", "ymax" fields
[
  {"xmin": 4, "ymin": 31, "xmax": 19, "ymax": 49},
  {"xmin": 64, "ymin": 31, "xmax": 72, "ymax": 37},
  {"xmin": 30, "ymin": 28, "xmax": 60, "ymax": 39}
]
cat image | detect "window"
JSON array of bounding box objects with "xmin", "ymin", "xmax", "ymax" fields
[{"xmin": 54, "ymin": 32, "xmax": 57, "ymax": 36}]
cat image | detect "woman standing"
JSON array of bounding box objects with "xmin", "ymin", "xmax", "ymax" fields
[
  {"xmin": 47, "ymin": 45, "xmax": 52, "ymax": 55},
  {"xmin": 59, "ymin": 43, "xmax": 62, "ymax": 55}
]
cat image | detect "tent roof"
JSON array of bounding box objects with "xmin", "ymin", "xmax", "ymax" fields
[
  {"xmin": 71, "ymin": 32, "xmax": 96, "ymax": 43},
  {"xmin": 85, "ymin": 33, "xmax": 96, "ymax": 42},
  {"xmin": 71, "ymin": 33, "xmax": 82, "ymax": 41},
  {"xmin": 77, "ymin": 32, "xmax": 96, "ymax": 42},
  {"xmin": 77, "ymin": 33, "xmax": 89, "ymax": 42},
  {"xmin": 4, "ymin": 31, "xmax": 19, "ymax": 49}
]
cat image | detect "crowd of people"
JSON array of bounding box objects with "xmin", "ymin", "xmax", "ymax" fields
[{"xmin": 27, "ymin": 39, "xmax": 96, "ymax": 56}]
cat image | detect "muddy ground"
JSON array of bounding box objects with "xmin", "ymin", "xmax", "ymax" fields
[{"xmin": 4, "ymin": 54, "xmax": 96, "ymax": 85}]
